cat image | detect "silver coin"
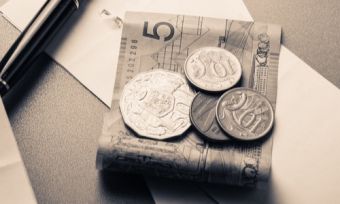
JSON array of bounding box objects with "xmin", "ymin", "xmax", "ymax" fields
[
  {"xmin": 190, "ymin": 92, "xmax": 231, "ymax": 142},
  {"xmin": 120, "ymin": 69, "xmax": 195, "ymax": 140},
  {"xmin": 184, "ymin": 47, "xmax": 242, "ymax": 92},
  {"xmin": 216, "ymin": 88, "xmax": 274, "ymax": 141}
]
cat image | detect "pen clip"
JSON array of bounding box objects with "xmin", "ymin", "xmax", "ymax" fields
[
  {"xmin": 0, "ymin": 79, "xmax": 10, "ymax": 91},
  {"xmin": 73, "ymin": 0, "xmax": 80, "ymax": 9}
]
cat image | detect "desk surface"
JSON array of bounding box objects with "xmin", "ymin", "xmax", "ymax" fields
[{"xmin": 1, "ymin": 0, "xmax": 339, "ymax": 203}]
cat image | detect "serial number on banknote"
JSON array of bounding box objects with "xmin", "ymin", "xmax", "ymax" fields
[{"xmin": 126, "ymin": 39, "xmax": 139, "ymax": 81}]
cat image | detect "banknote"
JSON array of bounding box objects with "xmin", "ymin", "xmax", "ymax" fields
[{"xmin": 96, "ymin": 11, "xmax": 281, "ymax": 187}]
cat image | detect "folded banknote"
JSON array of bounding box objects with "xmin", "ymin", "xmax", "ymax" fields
[{"xmin": 96, "ymin": 11, "xmax": 281, "ymax": 187}]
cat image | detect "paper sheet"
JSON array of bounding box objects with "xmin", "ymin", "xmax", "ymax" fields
[
  {"xmin": 198, "ymin": 46, "xmax": 340, "ymax": 204},
  {"xmin": 0, "ymin": 0, "xmax": 253, "ymax": 106},
  {"xmin": 1, "ymin": 1, "xmax": 340, "ymax": 203},
  {"xmin": 0, "ymin": 99, "xmax": 37, "ymax": 204},
  {"xmin": 145, "ymin": 2, "xmax": 340, "ymax": 204},
  {"xmin": 0, "ymin": 0, "xmax": 45, "ymax": 30},
  {"xmin": 145, "ymin": 51, "xmax": 340, "ymax": 204}
]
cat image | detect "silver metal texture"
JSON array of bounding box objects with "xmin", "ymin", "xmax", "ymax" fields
[
  {"xmin": 184, "ymin": 47, "xmax": 242, "ymax": 92},
  {"xmin": 120, "ymin": 69, "xmax": 194, "ymax": 140},
  {"xmin": 216, "ymin": 88, "xmax": 274, "ymax": 141}
]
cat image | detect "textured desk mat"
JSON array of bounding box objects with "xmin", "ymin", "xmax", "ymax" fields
[
  {"xmin": 1, "ymin": 0, "xmax": 339, "ymax": 203},
  {"xmin": 0, "ymin": 16, "xmax": 154, "ymax": 203},
  {"xmin": 245, "ymin": 0, "xmax": 340, "ymax": 88}
]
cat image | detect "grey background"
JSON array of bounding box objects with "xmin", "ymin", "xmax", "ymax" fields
[
  {"xmin": 1, "ymin": 0, "xmax": 339, "ymax": 203},
  {"xmin": 245, "ymin": 0, "xmax": 340, "ymax": 88}
]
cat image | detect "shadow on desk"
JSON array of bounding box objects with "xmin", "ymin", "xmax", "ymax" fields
[
  {"xmin": 99, "ymin": 171, "xmax": 154, "ymax": 204},
  {"xmin": 145, "ymin": 174, "xmax": 278, "ymax": 203},
  {"xmin": 2, "ymin": 53, "xmax": 156, "ymax": 203},
  {"xmin": 3, "ymin": 53, "xmax": 50, "ymax": 111}
]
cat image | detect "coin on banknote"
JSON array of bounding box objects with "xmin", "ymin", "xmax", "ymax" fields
[
  {"xmin": 184, "ymin": 47, "xmax": 242, "ymax": 92},
  {"xmin": 190, "ymin": 92, "xmax": 231, "ymax": 142},
  {"xmin": 216, "ymin": 88, "xmax": 274, "ymax": 141},
  {"xmin": 120, "ymin": 69, "xmax": 195, "ymax": 140}
]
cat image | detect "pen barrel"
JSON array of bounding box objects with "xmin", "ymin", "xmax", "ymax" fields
[{"xmin": 0, "ymin": 0, "xmax": 79, "ymax": 96}]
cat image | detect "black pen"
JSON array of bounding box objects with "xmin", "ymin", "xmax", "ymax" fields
[{"xmin": 0, "ymin": 0, "xmax": 81, "ymax": 97}]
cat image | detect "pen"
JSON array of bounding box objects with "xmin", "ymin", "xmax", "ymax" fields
[{"xmin": 0, "ymin": 0, "xmax": 81, "ymax": 97}]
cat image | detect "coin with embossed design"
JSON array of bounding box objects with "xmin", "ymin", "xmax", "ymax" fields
[
  {"xmin": 120, "ymin": 69, "xmax": 195, "ymax": 140},
  {"xmin": 216, "ymin": 88, "xmax": 274, "ymax": 141},
  {"xmin": 184, "ymin": 47, "xmax": 242, "ymax": 92},
  {"xmin": 190, "ymin": 92, "xmax": 231, "ymax": 142}
]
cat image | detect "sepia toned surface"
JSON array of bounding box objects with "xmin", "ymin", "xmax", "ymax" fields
[
  {"xmin": 1, "ymin": 0, "xmax": 340, "ymax": 203},
  {"xmin": 190, "ymin": 92, "xmax": 231, "ymax": 142},
  {"xmin": 184, "ymin": 47, "xmax": 242, "ymax": 92},
  {"xmin": 97, "ymin": 11, "xmax": 281, "ymax": 187},
  {"xmin": 0, "ymin": 13, "xmax": 154, "ymax": 204},
  {"xmin": 245, "ymin": 0, "xmax": 340, "ymax": 88},
  {"xmin": 120, "ymin": 70, "xmax": 194, "ymax": 140},
  {"xmin": 216, "ymin": 88, "xmax": 274, "ymax": 141}
]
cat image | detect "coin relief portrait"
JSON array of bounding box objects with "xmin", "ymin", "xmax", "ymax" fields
[
  {"xmin": 216, "ymin": 88, "xmax": 274, "ymax": 141},
  {"xmin": 120, "ymin": 70, "xmax": 195, "ymax": 140},
  {"xmin": 184, "ymin": 47, "xmax": 242, "ymax": 92}
]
